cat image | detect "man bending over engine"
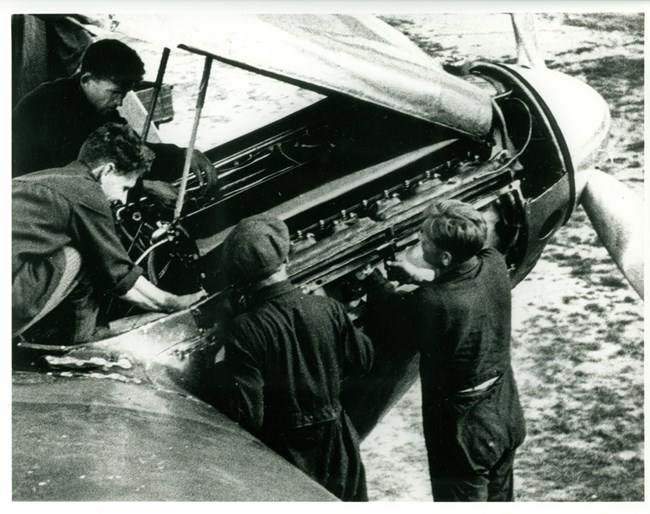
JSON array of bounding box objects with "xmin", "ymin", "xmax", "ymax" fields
[
  {"xmin": 215, "ymin": 214, "xmax": 374, "ymax": 501},
  {"xmin": 12, "ymin": 38, "xmax": 218, "ymax": 208},
  {"xmin": 12, "ymin": 123, "xmax": 206, "ymax": 344}
]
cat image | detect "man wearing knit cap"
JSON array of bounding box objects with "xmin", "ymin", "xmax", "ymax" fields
[{"xmin": 218, "ymin": 214, "xmax": 374, "ymax": 501}]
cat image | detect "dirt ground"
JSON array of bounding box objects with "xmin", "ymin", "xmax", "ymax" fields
[{"xmin": 121, "ymin": 12, "xmax": 644, "ymax": 502}]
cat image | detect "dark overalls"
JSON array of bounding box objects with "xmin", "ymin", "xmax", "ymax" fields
[
  {"xmin": 365, "ymin": 248, "xmax": 526, "ymax": 501},
  {"xmin": 220, "ymin": 281, "xmax": 374, "ymax": 501},
  {"xmin": 12, "ymin": 74, "xmax": 185, "ymax": 179}
]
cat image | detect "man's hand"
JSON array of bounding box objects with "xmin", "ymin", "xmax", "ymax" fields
[
  {"xmin": 120, "ymin": 277, "xmax": 208, "ymax": 314},
  {"xmin": 355, "ymin": 264, "xmax": 381, "ymax": 282},
  {"xmin": 142, "ymin": 180, "xmax": 178, "ymax": 210},
  {"xmin": 190, "ymin": 149, "xmax": 219, "ymax": 191},
  {"xmin": 173, "ymin": 289, "xmax": 208, "ymax": 310},
  {"xmin": 385, "ymin": 258, "xmax": 435, "ymax": 284}
]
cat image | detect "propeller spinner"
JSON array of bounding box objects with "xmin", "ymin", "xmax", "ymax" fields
[{"xmin": 511, "ymin": 13, "xmax": 644, "ymax": 298}]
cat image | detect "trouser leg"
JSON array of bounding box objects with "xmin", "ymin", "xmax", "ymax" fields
[
  {"xmin": 13, "ymin": 246, "xmax": 83, "ymax": 338},
  {"xmin": 487, "ymin": 448, "xmax": 517, "ymax": 501},
  {"xmin": 431, "ymin": 474, "xmax": 489, "ymax": 501},
  {"xmin": 426, "ymin": 426, "xmax": 490, "ymax": 501},
  {"xmin": 66, "ymin": 270, "xmax": 100, "ymax": 343},
  {"xmin": 429, "ymin": 449, "xmax": 517, "ymax": 501},
  {"xmin": 14, "ymin": 247, "xmax": 100, "ymax": 343},
  {"xmin": 270, "ymin": 414, "xmax": 368, "ymax": 502}
]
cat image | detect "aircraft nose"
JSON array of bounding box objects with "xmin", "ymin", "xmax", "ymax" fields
[
  {"xmin": 512, "ymin": 67, "xmax": 644, "ymax": 297},
  {"xmin": 512, "ymin": 67, "xmax": 611, "ymax": 199}
]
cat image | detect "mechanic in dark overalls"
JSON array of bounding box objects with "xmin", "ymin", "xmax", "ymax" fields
[
  {"xmin": 216, "ymin": 214, "xmax": 374, "ymax": 501},
  {"xmin": 12, "ymin": 38, "xmax": 218, "ymax": 206},
  {"xmin": 361, "ymin": 199, "xmax": 526, "ymax": 501}
]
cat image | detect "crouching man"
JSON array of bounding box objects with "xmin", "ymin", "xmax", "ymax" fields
[
  {"xmin": 12, "ymin": 122, "xmax": 206, "ymax": 343},
  {"xmin": 216, "ymin": 214, "xmax": 374, "ymax": 501},
  {"xmin": 361, "ymin": 199, "xmax": 526, "ymax": 501}
]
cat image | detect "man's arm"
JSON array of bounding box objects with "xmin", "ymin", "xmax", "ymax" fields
[
  {"xmin": 223, "ymin": 325, "xmax": 265, "ymax": 433},
  {"xmin": 71, "ymin": 184, "xmax": 206, "ymax": 309},
  {"xmin": 139, "ymin": 146, "xmax": 218, "ymax": 209},
  {"xmin": 338, "ymin": 306, "xmax": 374, "ymax": 377},
  {"xmin": 146, "ymin": 144, "xmax": 218, "ymax": 190},
  {"xmin": 119, "ymin": 275, "xmax": 206, "ymax": 313},
  {"xmin": 140, "ymin": 179, "xmax": 178, "ymax": 210},
  {"xmin": 359, "ymin": 266, "xmax": 425, "ymax": 351}
]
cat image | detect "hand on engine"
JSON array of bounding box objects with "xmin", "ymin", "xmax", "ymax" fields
[
  {"xmin": 174, "ymin": 289, "xmax": 208, "ymax": 310},
  {"xmin": 385, "ymin": 258, "xmax": 435, "ymax": 284},
  {"xmin": 191, "ymin": 149, "xmax": 219, "ymax": 191},
  {"xmin": 142, "ymin": 180, "xmax": 178, "ymax": 210},
  {"xmin": 355, "ymin": 264, "xmax": 380, "ymax": 282}
]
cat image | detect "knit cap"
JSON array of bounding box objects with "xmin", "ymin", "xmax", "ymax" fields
[{"xmin": 220, "ymin": 214, "xmax": 290, "ymax": 284}]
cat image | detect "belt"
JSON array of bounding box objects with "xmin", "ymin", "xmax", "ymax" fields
[{"xmin": 458, "ymin": 376, "xmax": 499, "ymax": 394}]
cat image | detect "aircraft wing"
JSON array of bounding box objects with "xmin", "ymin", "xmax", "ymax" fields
[{"xmin": 12, "ymin": 371, "xmax": 337, "ymax": 501}]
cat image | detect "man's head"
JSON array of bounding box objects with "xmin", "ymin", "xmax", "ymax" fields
[
  {"xmin": 220, "ymin": 214, "xmax": 291, "ymax": 286},
  {"xmin": 79, "ymin": 122, "xmax": 155, "ymax": 204},
  {"xmin": 420, "ymin": 199, "xmax": 487, "ymax": 273},
  {"xmin": 79, "ymin": 39, "xmax": 145, "ymax": 115}
]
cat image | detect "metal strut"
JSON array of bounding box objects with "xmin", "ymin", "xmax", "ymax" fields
[
  {"xmin": 174, "ymin": 56, "xmax": 213, "ymax": 221},
  {"xmin": 142, "ymin": 47, "xmax": 171, "ymax": 142}
]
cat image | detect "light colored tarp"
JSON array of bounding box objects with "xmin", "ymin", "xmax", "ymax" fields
[{"xmin": 104, "ymin": 14, "xmax": 493, "ymax": 139}]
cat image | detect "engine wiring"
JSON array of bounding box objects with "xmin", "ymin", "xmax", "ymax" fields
[
  {"xmin": 135, "ymin": 238, "xmax": 172, "ymax": 266},
  {"xmin": 489, "ymin": 96, "xmax": 534, "ymax": 174}
]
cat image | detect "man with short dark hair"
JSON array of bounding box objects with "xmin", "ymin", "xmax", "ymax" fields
[
  {"xmin": 12, "ymin": 38, "xmax": 217, "ymax": 207},
  {"xmin": 361, "ymin": 199, "xmax": 526, "ymax": 501},
  {"xmin": 12, "ymin": 122, "xmax": 206, "ymax": 344},
  {"xmin": 216, "ymin": 214, "xmax": 374, "ymax": 501}
]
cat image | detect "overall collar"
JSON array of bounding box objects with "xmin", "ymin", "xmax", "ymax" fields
[
  {"xmin": 48, "ymin": 160, "xmax": 94, "ymax": 180},
  {"xmin": 435, "ymin": 255, "xmax": 480, "ymax": 285},
  {"xmin": 66, "ymin": 160, "xmax": 98, "ymax": 182},
  {"xmin": 248, "ymin": 280, "xmax": 297, "ymax": 305}
]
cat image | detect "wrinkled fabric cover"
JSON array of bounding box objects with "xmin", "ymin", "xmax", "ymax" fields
[{"xmin": 110, "ymin": 14, "xmax": 493, "ymax": 138}]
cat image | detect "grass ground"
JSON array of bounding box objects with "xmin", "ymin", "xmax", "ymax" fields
[{"xmin": 362, "ymin": 12, "xmax": 644, "ymax": 502}]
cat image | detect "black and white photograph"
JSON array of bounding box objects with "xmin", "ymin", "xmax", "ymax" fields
[{"xmin": 6, "ymin": 1, "xmax": 645, "ymax": 506}]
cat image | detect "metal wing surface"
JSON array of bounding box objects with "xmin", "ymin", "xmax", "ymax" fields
[{"xmin": 13, "ymin": 371, "xmax": 337, "ymax": 501}]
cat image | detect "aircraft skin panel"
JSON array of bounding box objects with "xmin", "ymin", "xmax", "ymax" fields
[
  {"xmin": 12, "ymin": 372, "xmax": 337, "ymax": 501},
  {"xmin": 507, "ymin": 65, "xmax": 611, "ymax": 204},
  {"xmin": 112, "ymin": 14, "xmax": 493, "ymax": 138}
]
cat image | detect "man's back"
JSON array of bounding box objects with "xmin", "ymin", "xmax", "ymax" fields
[
  {"xmin": 12, "ymin": 161, "xmax": 142, "ymax": 321},
  {"xmin": 13, "ymin": 162, "xmax": 109, "ymax": 272},
  {"xmin": 416, "ymin": 247, "xmax": 513, "ymax": 393},
  {"xmin": 217, "ymin": 214, "xmax": 372, "ymax": 501},
  {"xmin": 227, "ymin": 281, "xmax": 373, "ymax": 434},
  {"xmin": 12, "ymin": 75, "xmax": 121, "ymax": 177},
  {"xmin": 223, "ymin": 280, "xmax": 372, "ymax": 501}
]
